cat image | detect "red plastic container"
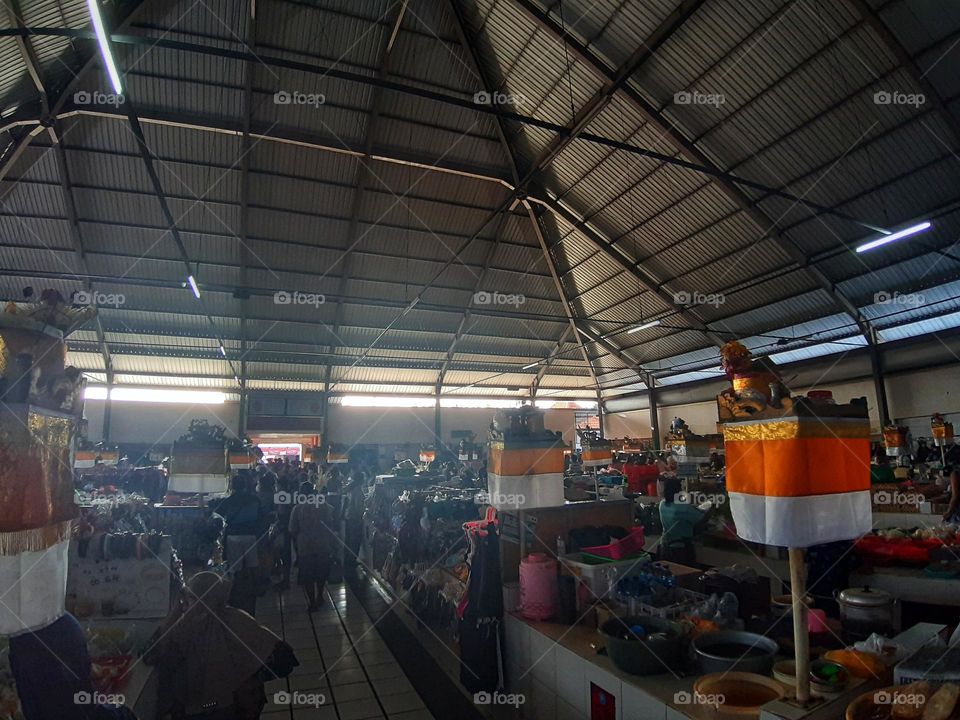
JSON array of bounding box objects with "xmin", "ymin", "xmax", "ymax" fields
[{"xmin": 581, "ymin": 526, "xmax": 645, "ymax": 560}]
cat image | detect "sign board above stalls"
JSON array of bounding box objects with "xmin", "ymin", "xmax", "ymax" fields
[{"xmin": 246, "ymin": 392, "xmax": 325, "ymax": 433}]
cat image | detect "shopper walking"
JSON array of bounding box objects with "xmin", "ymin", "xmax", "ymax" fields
[
  {"xmin": 145, "ymin": 572, "xmax": 297, "ymax": 720},
  {"xmin": 9, "ymin": 612, "xmax": 137, "ymax": 719},
  {"xmin": 288, "ymin": 481, "xmax": 336, "ymax": 611},
  {"xmin": 341, "ymin": 464, "xmax": 367, "ymax": 579},
  {"xmin": 211, "ymin": 475, "xmax": 265, "ymax": 615}
]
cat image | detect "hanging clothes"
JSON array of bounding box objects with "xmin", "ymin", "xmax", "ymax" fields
[{"xmin": 458, "ymin": 525, "xmax": 503, "ymax": 694}]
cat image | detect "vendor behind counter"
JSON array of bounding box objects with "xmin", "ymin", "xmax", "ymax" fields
[{"xmin": 658, "ymin": 478, "xmax": 709, "ymax": 564}]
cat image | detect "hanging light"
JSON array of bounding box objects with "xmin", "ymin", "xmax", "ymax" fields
[
  {"xmin": 855, "ymin": 221, "xmax": 931, "ymax": 253},
  {"xmin": 522, "ymin": 362, "xmax": 539, "ymax": 370},
  {"xmin": 627, "ymin": 320, "xmax": 661, "ymax": 334},
  {"xmin": 86, "ymin": 0, "xmax": 123, "ymax": 94},
  {"xmin": 187, "ymin": 275, "xmax": 200, "ymax": 298}
]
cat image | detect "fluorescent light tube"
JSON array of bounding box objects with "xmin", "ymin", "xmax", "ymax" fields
[
  {"xmin": 187, "ymin": 275, "xmax": 200, "ymax": 298},
  {"xmin": 87, "ymin": 0, "xmax": 123, "ymax": 94},
  {"xmin": 627, "ymin": 320, "xmax": 661, "ymax": 334},
  {"xmin": 522, "ymin": 362, "xmax": 539, "ymax": 370},
  {"xmin": 855, "ymin": 221, "xmax": 931, "ymax": 253},
  {"xmin": 218, "ymin": 345, "xmax": 227, "ymax": 357}
]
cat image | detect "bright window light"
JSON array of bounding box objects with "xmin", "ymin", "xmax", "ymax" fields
[
  {"xmin": 341, "ymin": 396, "xmax": 435, "ymax": 408},
  {"xmin": 535, "ymin": 399, "xmax": 597, "ymax": 409},
  {"xmin": 440, "ymin": 398, "xmax": 523, "ymax": 409},
  {"xmin": 855, "ymin": 221, "xmax": 931, "ymax": 253},
  {"xmin": 84, "ymin": 386, "xmax": 225, "ymax": 404},
  {"xmin": 187, "ymin": 275, "xmax": 201, "ymax": 298},
  {"xmin": 86, "ymin": 0, "xmax": 123, "ymax": 94},
  {"xmin": 627, "ymin": 320, "xmax": 661, "ymax": 334}
]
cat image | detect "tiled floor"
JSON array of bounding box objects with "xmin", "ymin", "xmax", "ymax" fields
[{"xmin": 257, "ymin": 583, "xmax": 437, "ymax": 720}]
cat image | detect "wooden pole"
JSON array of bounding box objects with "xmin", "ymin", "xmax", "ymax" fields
[{"xmin": 789, "ymin": 547, "xmax": 811, "ymax": 703}]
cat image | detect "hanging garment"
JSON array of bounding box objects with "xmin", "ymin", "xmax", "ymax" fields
[{"xmin": 458, "ymin": 528, "xmax": 503, "ymax": 693}]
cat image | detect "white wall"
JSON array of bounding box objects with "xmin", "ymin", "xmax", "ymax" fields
[
  {"xmin": 84, "ymin": 399, "xmax": 241, "ymax": 444},
  {"xmin": 82, "ymin": 401, "xmax": 579, "ymax": 447},
  {"xmin": 604, "ymin": 365, "xmax": 960, "ymax": 439}
]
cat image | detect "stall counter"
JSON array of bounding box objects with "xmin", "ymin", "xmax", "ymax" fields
[{"xmin": 504, "ymin": 612, "xmax": 875, "ymax": 720}]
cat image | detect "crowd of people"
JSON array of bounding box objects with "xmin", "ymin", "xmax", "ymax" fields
[{"xmin": 8, "ymin": 458, "xmax": 380, "ymax": 720}]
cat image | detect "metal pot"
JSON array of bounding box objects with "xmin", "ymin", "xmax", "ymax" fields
[
  {"xmin": 692, "ymin": 630, "xmax": 779, "ymax": 675},
  {"xmin": 835, "ymin": 586, "xmax": 896, "ymax": 634}
]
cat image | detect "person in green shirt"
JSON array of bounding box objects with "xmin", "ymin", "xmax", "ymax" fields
[
  {"xmin": 658, "ymin": 478, "xmax": 708, "ymax": 564},
  {"xmin": 870, "ymin": 454, "xmax": 897, "ymax": 484}
]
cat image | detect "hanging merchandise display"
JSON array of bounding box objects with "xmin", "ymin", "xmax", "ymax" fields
[
  {"xmin": 0, "ymin": 292, "xmax": 93, "ymax": 634},
  {"xmin": 717, "ymin": 340, "xmax": 870, "ymax": 703},
  {"xmin": 458, "ymin": 509, "xmax": 503, "ymax": 694},
  {"xmin": 168, "ymin": 419, "xmax": 230, "ymax": 493},
  {"xmin": 931, "ymin": 413, "xmax": 954, "ymax": 447},
  {"xmin": 487, "ymin": 406, "xmax": 565, "ymax": 510}
]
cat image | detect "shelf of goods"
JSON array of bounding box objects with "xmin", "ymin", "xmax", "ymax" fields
[
  {"xmin": 363, "ymin": 482, "xmax": 478, "ymax": 635},
  {"xmin": 487, "ymin": 407, "xmax": 565, "ymax": 510}
]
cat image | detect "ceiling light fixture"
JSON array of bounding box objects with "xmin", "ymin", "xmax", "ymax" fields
[
  {"xmin": 86, "ymin": 0, "xmax": 123, "ymax": 94},
  {"xmin": 522, "ymin": 362, "xmax": 539, "ymax": 370},
  {"xmin": 855, "ymin": 221, "xmax": 931, "ymax": 253},
  {"xmin": 187, "ymin": 275, "xmax": 200, "ymax": 298},
  {"xmin": 627, "ymin": 319, "xmax": 661, "ymax": 334}
]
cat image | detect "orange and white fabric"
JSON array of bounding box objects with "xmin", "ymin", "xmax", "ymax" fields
[{"xmin": 722, "ymin": 416, "xmax": 871, "ymax": 547}]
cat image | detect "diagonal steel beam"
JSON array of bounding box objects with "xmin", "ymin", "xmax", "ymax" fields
[
  {"xmin": 5, "ymin": 0, "xmax": 115, "ymax": 381},
  {"xmin": 449, "ymin": 0, "xmax": 644, "ymax": 387},
  {"xmin": 526, "ymin": 202, "xmax": 602, "ymax": 391},
  {"xmin": 510, "ymin": 0, "xmax": 874, "ymax": 338},
  {"xmin": 846, "ymin": 0, "xmax": 960, "ymax": 150},
  {"xmin": 324, "ymin": 0, "xmax": 409, "ymax": 395},
  {"xmin": 533, "ymin": 189, "xmax": 728, "ymax": 348},
  {"xmin": 237, "ymin": 0, "xmax": 257, "ymax": 434}
]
